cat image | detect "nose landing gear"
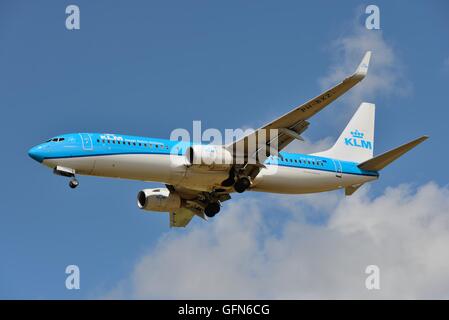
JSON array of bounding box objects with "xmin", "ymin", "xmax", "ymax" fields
[
  {"xmin": 53, "ymin": 166, "xmax": 79, "ymax": 189},
  {"xmin": 69, "ymin": 178, "xmax": 79, "ymax": 189}
]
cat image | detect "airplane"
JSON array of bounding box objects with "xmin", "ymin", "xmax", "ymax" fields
[{"xmin": 28, "ymin": 51, "xmax": 428, "ymax": 227}]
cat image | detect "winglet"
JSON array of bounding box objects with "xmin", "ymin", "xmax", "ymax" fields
[{"xmin": 353, "ymin": 51, "xmax": 371, "ymax": 79}]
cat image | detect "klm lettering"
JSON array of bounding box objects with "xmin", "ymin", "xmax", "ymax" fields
[{"xmin": 344, "ymin": 137, "xmax": 372, "ymax": 149}]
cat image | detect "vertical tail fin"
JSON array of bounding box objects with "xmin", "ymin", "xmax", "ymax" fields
[{"xmin": 314, "ymin": 102, "xmax": 375, "ymax": 163}]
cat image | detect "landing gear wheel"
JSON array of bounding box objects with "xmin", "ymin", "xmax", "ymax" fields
[
  {"xmin": 234, "ymin": 177, "xmax": 250, "ymax": 193},
  {"xmin": 204, "ymin": 202, "xmax": 220, "ymax": 218},
  {"xmin": 69, "ymin": 179, "xmax": 79, "ymax": 189}
]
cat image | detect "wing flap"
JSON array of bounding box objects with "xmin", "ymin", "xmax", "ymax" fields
[
  {"xmin": 165, "ymin": 184, "xmax": 231, "ymax": 227},
  {"xmin": 170, "ymin": 207, "xmax": 196, "ymax": 228}
]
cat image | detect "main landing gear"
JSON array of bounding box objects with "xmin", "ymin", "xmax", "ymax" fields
[
  {"xmin": 233, "ymin": 177, "xmax": 251, "ymax": 193},
  {"xmin": 204, "ymin": 202, "xmax": 221, "ymax": 218},
  {"xmin": 221, "ymin": 168, "xmax": 252, "ymax": 193}
]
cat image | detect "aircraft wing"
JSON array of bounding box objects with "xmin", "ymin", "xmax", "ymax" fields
[{"xmin": 226, "ymin": 51, "xmax": 371, "ymax": 162}]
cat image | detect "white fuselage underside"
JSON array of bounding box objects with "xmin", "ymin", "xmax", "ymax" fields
[{"xmin": 43, "ymin": 154, "xmax": 377, "ymax": 194}]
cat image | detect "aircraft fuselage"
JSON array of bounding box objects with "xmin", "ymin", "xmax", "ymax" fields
[{"xmin": 28, "ymin": 133, "xmax": 378, "ymax": 194}]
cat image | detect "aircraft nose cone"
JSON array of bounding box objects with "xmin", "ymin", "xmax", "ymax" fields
[{"xmin": 28, "ymin": 146, "xmax": 44, "ymax": 163}]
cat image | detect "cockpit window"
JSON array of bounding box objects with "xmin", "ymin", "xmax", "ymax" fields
[{"xmin": 49, "ymin": 137, "xmax": 65, "ymax": 142}]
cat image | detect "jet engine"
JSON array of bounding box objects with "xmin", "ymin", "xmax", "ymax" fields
[
  {"xmin": 137, "ymin": 188, "xmax": 182, "ymax": 212},
  {"xmin": 185, "ymin": 145, "xmax": 233, "ymax": 167}
]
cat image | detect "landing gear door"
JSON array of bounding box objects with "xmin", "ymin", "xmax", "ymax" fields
[
  {"xmin": 79, "ymin": 133, "xmax": 93, "ymax": 150},
  {"xmin": 332, "ymin": 159, "xmax": 342, "ymax": 178}
]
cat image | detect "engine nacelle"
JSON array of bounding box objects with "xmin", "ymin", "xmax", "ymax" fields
[
  {"xmin": 137, "ymin": 188, "xmax": 182, "ymax": 212},
  {"xmin": 185, "ymin": 145, "xmax": 233, "ymax": 167}
]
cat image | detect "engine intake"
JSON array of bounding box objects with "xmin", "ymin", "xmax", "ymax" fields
[{"xmin": 137, "ymin": 188, "xmax": 182, "ymax": 212}]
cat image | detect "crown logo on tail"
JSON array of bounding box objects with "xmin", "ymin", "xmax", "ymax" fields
[{"xmin": 350, "ymin": 129, "xmax": 364, "ymax": 139}]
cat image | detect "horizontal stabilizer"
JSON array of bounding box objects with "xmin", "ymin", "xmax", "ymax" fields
[{"xmin": 358, "ymin": 136, "xmax": 428, "ymax": 171}]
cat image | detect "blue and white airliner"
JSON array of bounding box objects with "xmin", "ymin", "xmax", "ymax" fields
[{"xmin": 28, "ymin": 52, "xmax": 427, "ymax": 227}]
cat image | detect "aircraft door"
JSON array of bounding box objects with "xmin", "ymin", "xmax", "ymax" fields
[
  {"xmin": 79, "ymin": 133, "xmax": 93, "ymax": 150},
  {"xmin": 332, "ymin": 159, "xmax": 342, "ymax": 178}
]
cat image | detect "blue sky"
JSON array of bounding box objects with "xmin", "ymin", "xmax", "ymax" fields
[{"xmin": 1, "ymin": 1, "xmax": 448, "ymax": 299}]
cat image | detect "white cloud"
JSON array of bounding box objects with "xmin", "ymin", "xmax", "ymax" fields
[
  {"xmin": 319, "ymin": 23, "xmax": 411, "ymax": 122},
  {"xmin": 106, "ymin": 182, "xmax": 449, "ymax": 299}
]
